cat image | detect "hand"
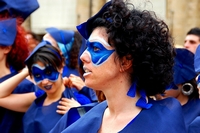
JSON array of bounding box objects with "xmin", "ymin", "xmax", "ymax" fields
[
  {"xmin": 68, "ymin": 74, "xmax": 85, "ymax": 91},
  {"xmin": 63, "ymin": 77, "xmax": 71, "ymax": 88},
  {"xmin": 56, "ymin": 98, "xmax": 81, "ymax": 115}
]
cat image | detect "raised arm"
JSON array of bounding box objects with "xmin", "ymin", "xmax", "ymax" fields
[
  {"xmin": 0, "ymin": 68, "xmax": 29, "ymax": 98},
  {"xmin": 0, "ymin": 92, "xmax": 35, "ymax": 112}
]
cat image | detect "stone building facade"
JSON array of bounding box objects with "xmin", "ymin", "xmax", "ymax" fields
[{"xmin": 23, "ymin": 0, "xmax": 200, "ymax": 47}]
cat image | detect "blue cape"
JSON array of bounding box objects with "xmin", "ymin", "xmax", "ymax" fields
[
  {"xmin": 23, "ymin": 88, "xmax": 75, "ymax": 133},
  {"xmin": 61, "ymin": 98, "xmax": 186, "ymax": 133}
]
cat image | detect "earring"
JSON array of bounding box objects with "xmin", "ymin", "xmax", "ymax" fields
[{"xmin": 182, "ymin": 83, "xmax": 194, "ymax": 96}]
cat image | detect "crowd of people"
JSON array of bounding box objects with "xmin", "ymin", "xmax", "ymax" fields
[{"xmin": 0, "ymin": 0, "xmax": 200, "ymax": 133}]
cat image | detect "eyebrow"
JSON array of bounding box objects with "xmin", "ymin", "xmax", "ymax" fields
[{"xmin": 88, "ymin": 37, "xmax": 110, "ymax": 47}]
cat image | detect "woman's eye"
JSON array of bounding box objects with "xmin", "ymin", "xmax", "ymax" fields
[
  {"xmin": 46, "ymin": 70, "xmax": 52, "ymax": 75},
  {"xmin": 93, "ymin": 46, "xmax": 100, "ymax": 51}
]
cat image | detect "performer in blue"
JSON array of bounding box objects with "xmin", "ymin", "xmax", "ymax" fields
[
  {"xmin": 60, "ymin": 0, "xmax": 186, "ymax": 132},
  {"xmin": 157, "ymin": 48, "xmax": 200, "ymax": 131},
  {"xmin": 0, "ymin": 0, "xmax": 39, "ymax": 132},
  {"xmin": 23, "ymin": 41, "xmax": 77, "ymax": 133},
  {"xmin": 43, "ymin": 27, "xmax": 98, "ymax": 104}
]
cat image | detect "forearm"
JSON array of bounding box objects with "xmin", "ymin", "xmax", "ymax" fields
[
  {"xmin": 0, "ymin": 69, "xmax": 29, "ymax": 98},
  {"xmin": 0, "ymin": 92, "xmax": 36, "ymax": 112}
]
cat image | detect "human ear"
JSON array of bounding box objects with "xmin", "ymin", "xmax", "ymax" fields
[
  {"xmin": 119, "ymin": 55, "xmax": 132, "ymax": 72},
  {"xmin": 3, "ymin": 46, "xmax": 12, "ymax": 54}
]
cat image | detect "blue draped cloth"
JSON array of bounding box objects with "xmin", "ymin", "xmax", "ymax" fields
[{"xmin": 61, "ymin": 98, "xmax": 186, "ymax": 133}]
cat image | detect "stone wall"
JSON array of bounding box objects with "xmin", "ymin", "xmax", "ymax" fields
[{"xmin": 166, "ymin": 0, "xmax": 200, "ymax": 47}]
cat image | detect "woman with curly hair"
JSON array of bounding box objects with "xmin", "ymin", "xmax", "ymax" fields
[{"xmin": 60, "ymin": 0, "xmax": 186, "ymax": 132}]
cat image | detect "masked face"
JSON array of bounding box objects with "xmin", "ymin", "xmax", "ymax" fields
[
  {"xmin": 32, "ymin": 64, "xmax": 59, "ymax": 85},
  {"xmin": 85, "ymin": 37, "xmax": 115, "ymax": 66}
]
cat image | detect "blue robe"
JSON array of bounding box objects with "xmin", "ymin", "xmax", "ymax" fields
[
  {"xmin": 188, "ymin": 116, "xmax": 200, "ymax": 133},
  {"xmin": 61, "ymin": 98, "xmax": 186, "ymax": 133},
  {"xmin": 0, "ymin": 72, "xmax": 37, "ymax": 133},
  {"xmin": 49, "ymin": 102, "xmax": 98, "ymax": 133},
  {"xmin": 182, "ymin": 98, "xmax": 200, "ymax": 131},
  {"xmin": 23, "ymin": 88, "xmax": 75, "ymax": 133}
]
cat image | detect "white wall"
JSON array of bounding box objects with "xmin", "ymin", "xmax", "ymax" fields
[{"xmin": 30, "ymin": 0, "xmax": 77, "ymax": 34}]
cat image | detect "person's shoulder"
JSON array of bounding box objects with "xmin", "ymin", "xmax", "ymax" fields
[{"xmin": 150, "ymin": 97, "xmax": 181, "ymax": 109}]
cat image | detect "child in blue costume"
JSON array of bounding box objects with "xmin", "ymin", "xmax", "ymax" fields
[
  {"xmin": 43, "ymin": 28, "xmax": 98, "ymax": 104},
  {"xmin": 57, "ymin": 0, "xmax": 187, "ymax": 133},
  {"xmin": 0, "ymin": 1, "xmax": 39, "ymax": 132},
  {"xmin": 23, "ymin": 41, "xmax": 77, "ymax": 133},
  {"xmin": 157, "ymin": 48, "xmax": 200, "ymax": 131}
]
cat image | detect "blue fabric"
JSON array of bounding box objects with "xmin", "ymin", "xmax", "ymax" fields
[
  {"xmin": 62, "ymin": 66, "xmax": 80, "ymax": 77},
  {"xmin": 79, "ymin": 86, "xmax": 98, "ymax": 103},
  {"xmin": 194, "ymin": 45, "xmax": 200, "ymax": 73},
  {"xmin": 49, "ymin": 103, "xmax": 98, "ymax": 133},
  {"xmin": 173, "ymin": 48, "xmax": 196, "ymax": 85},
  {"xmin": 0, "ymin": 0, "xmax": 39, "ymax": 21},
  {"xmin": 45, "ymin": 27, "xmax": 74, "ymax": 44},
  {"xmin": 25, "ymin": 41, "xmax": 51, "ymax": 64},
  {"xmin": 188, "ymin": 116, "xmax": 200, "ymax": 133},
  {"xmin": 76, "ymin": 1, "xmax": 111, "ymax": 40},
  {"xmin": 23, "ymin": 88, "xmax": 75, "ymax": 133},
  {"xmin": 182, "ymin": 98, "xmax": 200, "ymax": 131},
  {"xmin": 0, "ymin": 18, "xmax": 17, "ymax": 46},
  {"xmin": 0, "ymin": 72, "xmax": 36, "ymax": 133},
  {"xmin": 61, "ymin": 98, "xmax": 186, "ymax": 133}
]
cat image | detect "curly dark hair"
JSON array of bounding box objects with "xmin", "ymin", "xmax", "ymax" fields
[
  {"xmin": 26, "ymin": 44, "xmax": 65, "ymax": 77},
  {"xmin": 67, "ymin": 31, "xmax": 82, "ymax": 69},
  {"xmin": 90, "ymin": 0, "xmax": 175, "ymax": 96}
]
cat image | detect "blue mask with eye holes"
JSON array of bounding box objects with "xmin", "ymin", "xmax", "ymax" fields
[
  {"xmin": 86, "ymin": 41, "xmax": 115, "ymax": 66},
  {"xmin": 32, "ymin": 64, "xmax": 59, "ymax": 84}
]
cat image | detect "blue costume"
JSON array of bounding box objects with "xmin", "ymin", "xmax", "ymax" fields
[
  {"xmin": 182, "ymin": 98, "xmax": 200, "ymax": 130},
  {"xmin": 188, "ymin": 116, "xmax": 200, "ymax": 133},
  {"xmin": 0, "ymin": 71, "xmax": 37, "ymax": 133},
  {"xmin": 23, "ymin": 88, "xmax": 75, "ymax": 133},
  {"xmin": 49, "ymin": 102, "xmax": 98, "ymax": 133},
  {"xmin": 61, "ymin": 98, "xmax": 186, "ymax": 133}
]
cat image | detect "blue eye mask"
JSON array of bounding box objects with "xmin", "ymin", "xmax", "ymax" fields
[
  {"xmin": 86, "ymin": 37, "xmax": 115, "ymax": 66},
  {"xmin": 32, "ymin": 64, "xmax": 59, "ymax": 84}
]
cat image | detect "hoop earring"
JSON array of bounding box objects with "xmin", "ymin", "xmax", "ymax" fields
[{"xmin": 182, "ymin": 83, "xmax": 194, "ymax": 96}]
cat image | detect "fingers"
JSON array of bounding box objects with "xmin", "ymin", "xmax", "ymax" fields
[
  {"xmin": 56, "ymin": 98, "xmax": 81, "ymax": 115},
  {"xmin": 63, "ymin": 77, "xmax": 72, "ymax": 88},
  {"xmin": 68, "ymin": 75, "xmax": 85, "ymax": 91}
]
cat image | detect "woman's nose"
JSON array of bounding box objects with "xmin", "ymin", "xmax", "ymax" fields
[
  {"xmin": 80, "ymin": 50, "xmax": 90, "ymax": 63},
  {"xmin": 41, "ymin": 79, "xmax": 49, "ymax": 84}
]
